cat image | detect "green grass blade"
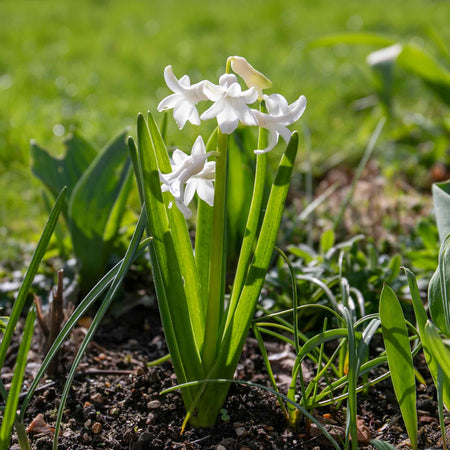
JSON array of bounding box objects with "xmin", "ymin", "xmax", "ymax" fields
[
  {"xmin": 379, "ymin": 285, "xmax": 417, "ymax": 450},
  {"xmin": 424, "ymin": 320, "xmax": 450, "ymax": 375},
  {"xmin": 343, "ymin": 307, "xmax": 358, "ymax": 450},
  {"xmin": 0, "ymin": 186, "xmax": 66, "ymax": 370},
  {"xmin": 0, "ymin": 306, "xmax": 35, "ymax": 449},
  {"xmin": 18, "ymin": 236, "xmax": 151, "ymax": 420},
  {"xmin": 437, "ymin": 367, "xmax": 448, "ymax": 450},
  {"xmin": 52, "ymin": 209, "xmax": 146, "ymax": 449},
  {"xmin": 160, "ymin": 378, "xmax": 341, "ymax": 450}
]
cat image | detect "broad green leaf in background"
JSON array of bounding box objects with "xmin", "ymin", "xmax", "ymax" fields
[
  {"xmin": 30, "ymin": 131, "xmax": 97, "ymax": 217},
  {"xmin": 306, "ymin": 33, "xmax": 395, "ymax": 49},
  {"xmin": 379, "ymin": 285, "xmax": 417, "ymax": 450},
  {"xmin": 397, "ymin": 44, "xmax": 450, "ymax": 106},
  {"xmin": 432, "ymin": 180, "xmax": 450, "ymax": 243},
  {"xmin": 68, "ymin": 130, "xmax": 132, "ymax": 292}
]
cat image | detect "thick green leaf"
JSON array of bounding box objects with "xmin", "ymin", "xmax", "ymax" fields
[
  {"xmin": 135, "ymin": 114, "xmax": 203, "ymax": 385},
  {"xmin": 433, "ymin": 181, "xmax": 450, "ymax": 243},
  {"xmin": 398, "ymin": 44, "xmax": 450, "ymax": 106},
  {"xmin": 30, "ymin": 131, "xmax": 97, "ymax": 217},
  {"xmin": 68, "ymin": 130, "xmax": 131, "ymax": 292},
  {"xmin": 405, "ymin": 268, "xmax": 450, "ymax": 408},
  {"xmin": 0, "ymin": 306, "xmax": 35, "ymax": 449},
  {"xmin": 424, "ymin": 321, "xmax": 450, "ymax": 375},
  {"xmin": 0, "ymin": 187, "xmax": 65, "ymax": 370},
  {"xmin": 147, "ymin": 113, "xmax": 204, "ymax": 349},
  {"xmin": 379, "ymin": 285, "xmax": 417, "ymax": 450}
]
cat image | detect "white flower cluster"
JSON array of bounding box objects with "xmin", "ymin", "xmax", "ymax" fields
[
  {"xmin": 157, "ymin": 56, "xmax": 307, "ymax": 218},
  {"xmin": 158, "ymin": 56, "xmax": 307, "ymax": 154}
]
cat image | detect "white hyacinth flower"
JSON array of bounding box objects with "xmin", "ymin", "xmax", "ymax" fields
[
  {"xmin": 157, "ymin": 65, "xmax": 208, "ymax": 129},
  {"xmin": 160, "ymin": 136, "xmax": 215, "ymax": 219},
  {"xmin": 366, "ymin": 44, "xmax": 403, "ymax": 67},
  {"xmin": 253, "ymin": 93, "xmax": 307, "ymax": 154},
  {"xmin": 201, "ymin": 73, "xmax": 258, "ymax": 134},
  {"xmin": 228, "ymin": 56, "xmax": 272, "ymax": 100}
]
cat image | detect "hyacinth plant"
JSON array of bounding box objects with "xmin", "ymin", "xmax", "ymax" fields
[{"xmin": 128, "ymin": 56, "xmax": 306, "ymax": 428}]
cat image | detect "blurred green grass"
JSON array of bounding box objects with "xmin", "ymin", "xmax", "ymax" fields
[{"xmin": 0, "ymin": 0, "xmax": 448, "ymax": 247}]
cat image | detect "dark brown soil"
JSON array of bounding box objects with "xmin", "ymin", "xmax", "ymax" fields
[{"xmin": 2, "ymin": 299, "xmax": 449, "ymax": 450}]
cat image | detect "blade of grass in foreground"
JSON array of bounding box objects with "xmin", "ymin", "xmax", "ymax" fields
[
  {"xmin": 0, "ymin": 306, "xmax": 35, "ymax": 449},
  {"xmin": 52, "ymin": 209, "xmax": 146, "ymax": 450},
  {"xmin": 379, "ymin": 285, "xmax": 417, "ymax": 450},
  {"xmin": 0, "ymin": 187, "xmax": 66, "ymax": 370},
  {"xmin": 19, "ymin": 236, "xmax": 151, "ymax": 420}
]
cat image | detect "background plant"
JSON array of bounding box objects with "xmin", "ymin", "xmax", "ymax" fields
[{"xmin": 31, "ymin": 130, "xmax": 132, "ymax": 295}]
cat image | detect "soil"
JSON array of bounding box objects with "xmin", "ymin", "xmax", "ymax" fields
[{"xmin": 1, "ymin": 294, "xmax": 449, "ymax": 450}]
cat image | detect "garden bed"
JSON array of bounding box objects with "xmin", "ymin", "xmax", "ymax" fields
[{"xmin": 2, "ymin": 301, "xmax": 446, "ymax": 450}]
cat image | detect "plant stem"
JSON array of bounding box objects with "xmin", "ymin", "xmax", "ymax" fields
[
  {"xmin": 15, "ymin": 419, "xmax": 31, "ymax": 450},
  {"xmin": 203, "ymin": 130, "xmax": 228, "ymax": 368}
]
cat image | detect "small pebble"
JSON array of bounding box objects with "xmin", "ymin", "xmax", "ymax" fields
[
  {"xmin": 136, "ymin": 366, "xmax": 145, "ymax": 376},
  {"xmin": 90, "ymin": 393, "xmax": 103, "ymax": 404},
  {"xmin": 92, "ymin": 422, "xmax": 102, "ymax": 434},
  {"xmin": 147, "ymin": 400, "xmax": 161, "ymax": 409},
  {"xmin": 235, "ymin": 427, "xmax": 246, "ymax": 437},
  {"xmin": 216, "ymin": 446, "xmax": 226, "ymax": 450},
  {"xmin": 84, "ymin": 419, "xmax": 92, "ymax": 429}
]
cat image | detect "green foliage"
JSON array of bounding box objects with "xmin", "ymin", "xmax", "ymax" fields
[
  {"xmin": 128, "ymin": 110, "xmax": 299, "ymax": 428},
  {"xmin": 379, "ymin": 285, "xmax": 417, "ymax": 449},
  {"xmin": 0, "ymin": 188, "xmax": 66, "ymax": 450},
  {"xmin": 31, "ymin": 131, "xmax": 132, "ymax": 294},
  {"xmin": 433, "ymin": 180, "xmax": 450, "ymax": 243}
]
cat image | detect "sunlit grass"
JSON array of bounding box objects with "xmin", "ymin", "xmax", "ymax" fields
[{"xmin": 0, "ymin": 0, "xmax": 448, "ymax": 244}]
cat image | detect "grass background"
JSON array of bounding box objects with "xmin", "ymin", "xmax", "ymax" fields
[{"xmin": 0, "ymin": 0, "xmax": 448, "ymax": 250}]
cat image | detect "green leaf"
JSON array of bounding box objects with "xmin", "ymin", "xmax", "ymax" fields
[
  {"xmin": 320, "ymin": 229, "xmax": 335, "ymax": 255},
  {"xmin": 306, "ymin": 33, "xmax": 395, "ymax": 49},
  {"xmin": 379, "ymin": 285, "xmax": 417, "ymax": 450},
  {"xmin": 30, "ymin": 131, "xmax": 97, "ymax": 217},
  {"xmin": 0, "ymin": 187, "xmax": 66, "ymax": 370},
  {"xmin": 398, "ymin": 44, "xmax": 450, "ymax": 106},
  {"xmin": 370, "ymin": 440, "xmax": 397, "ymax": 450},
  {"xmin": 0, "ymin": 306, "xmax": 35, "ymax": 449},
  {"xmin": 405, "ymin": 268, "xmax": 450, "ymax": 409},
  {"xmin": 424, "ymin": 321, "xmax": 450, "ymax": 375},
  {"xmin": 433, "ymin": 181, "xmax": 450, "ymax": 243},
  {"xmin": 135, "ymin": 114, "xmax": 203, "ymax": 387},
  {"xmin": 68, "ymin": 130, "xmax": 131, "ymax": 292}
]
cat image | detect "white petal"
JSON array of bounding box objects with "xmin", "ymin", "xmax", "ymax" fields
[
  {"xmin": 238, "ymin": 87, "xmax": 258, "ymax": 104},
  {"xmin": 264, "ymin": 93, "xmax": 289, "ymax": 115},
  {"xmin": 184, "ymin": 179, "xmax": 198, "ymax": 206},
  {"xmin": 188, "ymin": 107, "xmax": 201, "ymax": 126},
  {"xmin": 191, "ymin": 136, "xmax": 206, "ymax": 156},
  {"xmin": 179, "ymin": 74, "xmax": 191, "ymax": 87},
  {"xmin": 217, "ymin": 105, "xmax": 239, "ymax": 134},
  {"xmin": 219, "ymin": 73, "xmax": 238, "ymax": 88},
  {"xmin": 287, "ymin": 95, "xmax": 307, "ymax": 123},
  {"xmin": 234, "ymin": 102, "xmax": 257, "ymax": 126},
  {"xmin": 163, "ymin": 66, "xmax": 182, "ymax": 93},
  {"xmin": 276, "ymin": 124, "xmax": 292, "ymax": 143},
  {"xmin": 202, "ymin": 81, "xmax": 224, "ymax": 101},
  {"xmin": 172, "ymin": 149, "xmax": 188, "ymax": 165},
  {"xmin": 200, "ymin": 98, "xmax": 225, "ymax": 121},
  {"xmin": 173, "ymin": 101, "xmax": 195, "ymax": 129},
  {"xmin": 197, "ymin": 180, "xmax": 215, "ymax": 206},
  {"xmin": 157, "ymin": 93, "xmax": 182, "ymax": 112},
  {"xmin": 175, "ymin": 198, "xmax": 192, "ymax": 219},
  {"xmin": 254, "ymin": 129, "xmax": 279, "ymax": 154}
]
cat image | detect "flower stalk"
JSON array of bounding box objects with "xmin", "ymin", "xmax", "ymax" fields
[{"xmin": 129, "ymin": 56, "xmax": 306, "ymax": 428}]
